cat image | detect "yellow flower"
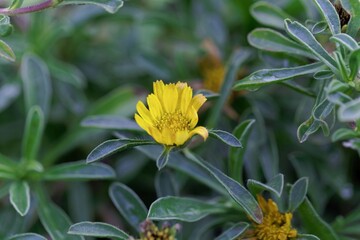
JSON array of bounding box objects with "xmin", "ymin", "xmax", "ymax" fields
[
  {"xmin": 240, "ymin": 195, "xmax": 297, "ymax": 240},
  {"xmin": 135, "ymin": 80, "xmax": 208, "ymax": 146},
  {"xmin": 199, "ymin": 44, "xmax": 226, "ymax": 93}
]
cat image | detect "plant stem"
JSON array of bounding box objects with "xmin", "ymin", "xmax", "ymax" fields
[{"xmin": 0, "ymin": 0, "xmax": 57, "ymax": 15}]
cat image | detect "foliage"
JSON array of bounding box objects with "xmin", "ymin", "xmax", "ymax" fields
[{"xmin": 0, "ymin": 0, "xmax": 359, "ymax": 239}]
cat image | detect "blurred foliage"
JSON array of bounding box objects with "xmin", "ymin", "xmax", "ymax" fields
[{"xmin": 0, "ymin": 0, "xmax": 359, "ymax": 239}]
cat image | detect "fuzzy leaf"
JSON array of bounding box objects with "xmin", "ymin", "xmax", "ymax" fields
[
  {"xmin": 248, "ymin": 28, "xmax": 315, "ymax": 58},
  {"xmin": 247, "ymin": 174, "xmax": 284, "ymax": 198},
  {"xmin": 156, "ymin": 147, "xmax": 172, "ymax": 170},
  {"xmin": 7, "ymin": 233, "xmax": 47, "ymax": 240},
  {"xmin": 22, "ymin": 106, "xmax": 44, "ymax": 163},
  {"xmin": 209, "ymin": 130, "xmax": 242, "ymax": 147},
  {"xmin": 332, "ymin": 128, "xmax": 359, "ymax": 141},
  {"xmin": 338, "ymin": 97, "xmax": 360, "ymax": 122},
  {"xmin": 81, "ymin": 115, "xmax": 141, "ymax": 131},
  {"xmin": 37, "ymin": 189, "xmax": 83, "ymax": 240},
  {"xmin": 87, "ymin": 139, "xmax": 155, "ymax": 163},
  {"xmin": 298, "ymin": 198, "xmax": 339, "ymax": 240},
  {"xmin": 148, "ymin": 196, "xmax": 226, "ymax": 222},
  {"xmin": 185, "ymin": 152, "xmax": 263, "ymax": 224},
  {"xmin": 330, "ymin": 33, "xmax": 359, "ymax": 51},
  {"xmin": 109, "ymin": 183, "xmax": 147, "ymax": 231},
  {"xmin": 0, "ymin": 39, "xmax": 15, "ymax": 62},
  {"xmin": 21, "ymin": 54, "xmax": 51, "ymax": 117},
  {"xmin": 68, "ymin": 222, "xmax": 129, "ymax": 239},
  {"xmin": 229, "ymin": 119, "xmax": 256, "ymax": 183},
  {"xmin": 60, "ymin": 0, "xmax": 124, "ymax": 13},
  {"xmin": 234, "ymin": 62, "xmax": 324, "ymax": 90},
  {"xmin": 289, "ymin": 177, "xmax": 309, "ymax": 211},
  {"xmin": 284, "ymin": 20, "xmax": 337, "ymax": 70},
  {"xmin": 44, "ymin": 162, "xmax": 115, "ymax": 180},
  {"xmin": 250, "ymin": 1, "xmax": 292, "ymax": 29},
  {"xmin": 215, "ymin": 222, "xmax": 249, "ymax": 240},
  {"xmin": 9, "ymin": 181, "xmax": 30, "ymax": 216},
  {"xmin": 313, "ymin": 0, "xmax": 341, "ymax": 35}
]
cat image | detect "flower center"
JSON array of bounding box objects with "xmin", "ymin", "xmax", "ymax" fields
[
  {"xmin": 155, "ymin": 111, "xmax": 190, "ymax": 132},
  {"xmin": 254, "ymin": 212, "xmax": 297, "ymax": 240}
]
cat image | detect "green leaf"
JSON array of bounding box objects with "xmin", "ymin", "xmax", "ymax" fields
[
  {"xmin": 288, "ymin": 177, "xmax": 308, "ymax": 212},
  {"xmin": 284, "ymin": 20, "xmax": 338, "ymax": 71},
  {"xmin": 195, "ymin": 89, "xmax": 219, "ymax": 99},
  {"xmin": 109, "ymin": 183, "xmax": 147, "ymax": 231},
  {"xmin": 148, "ymin": 196, "xmax": 226, "ymax": 222},
  {"xmin": 87, "ymin": 139, "xmax": 156, "ymax": 163},
  {"xmin": 81, "ymin": 115, "xmax": 141, "ymax": 131},
  {"xmin": 0, "ymin": 39, "xmax": 15, "ymax": 62},
  {"xmin": 248, "ymin": 28, "xmax": 315, "ymax": 59},
  {"xmin": 9, "ymin": 0, "xmax": 24, "ymax": 9},
  {"xmin": 233, "ymin": 62, "xmax": 324, "ymax": 90},
  {"xmin": 297, "ymin": 234, "xmax": 321, "ymax": 240},
  {"xmin": 207, "ymin": 50, "xmax": 250, "ymax": 128},
  {"xmin": 215, "ymin": 222, "xmax": 249, "ymax": 240},
  {"xmin": 229, "ymin": 119, "xmax": 256, "ymax": 183},
  {"xmin": 331, "ymin": 128, "xmax": 359, "ymax": 141},
  {"xmin": 43, "ymin": 162, "xmax": 115, "ymax": 181},
  {"xmin": 330, "ymin": 33, "xmax": 359, "ymax": 51},
  {"xmin": 7, "ymin": 233, "xmax": 47, "ymax": 240},
  {"xmin": 9, "ymin": 181, "xmax": 30, "ymax": 216},
  {"xmin": 60, "ymin": 0, "xmax": 124, "ymax": 13},
  {"xmin": 36, "ymin": 186, "xmax": 84, "ymax": 240},
  {"xmin": 22, "ymin": 106, "xmax": 44, "ymax": 163},
  {"xmin": 313, "ymin": 0, "xmax": 341, "ymax": 35},
  {"xmin": 209, "ymin": 130, "xmax": 242, "ymax": 148},
  {"xmin": 345, "ymin": 0, "xmax": 360, "ymax": 37},
  {"xmin": 21, "ymin": 54, "xmax": 51, "ymax": 117},
  {"xmin": 349, "ymin": 48, "xmax": 360, "ymax": 81},
  {"xmin": 0, "ymin": 15, "xmax": 13, "ymax": 37},
  {"xmin": 48, "ymin": 59, "xmax": 86, "ymax": 89},
  {"xmin": 68, "ymin": 222, "xmax": 129, "ymax": 239},
  {"xmin": 43, "ymin": 87, "xmax": 137, "ymax": 165},
  {"xmin": 313, "ymin": 70, "xmax": 334, "ymax": 80},
  {"xmin": 338, "ymin": 97, "xmax": 360, "ymax": 121},
  {"xmin": 156, "ymin": 146, "xmax": 172, "ymax": 170},
  {"xmin": 0, "ymin": 83, "xmax": 20, "ymax": 113},
  {"xmin": 298, "ymin": 94, "xmax": 334, "ymax": 143},
  {"xmin": 311, "ymin": 21, "xmax": 328, "ymax": 34},
  {"xmin": 298, "ymin": 198, "xmax": 339, "ymax": 240},
  {"xmin": 155, "ymin": 170, "xmax": 178, "ymax": 197},
  {"xmin": 250, "ymin": 1, "xmax": 292, "ymax": 30},
  {"xmin": 247, "ymin": 173, "xmax": 284, "ymax": 198},
  {"xmin": 184, "ymin": 151, "xmax": 263, "ymax": 224},
  {"xmin": 0, "ymin": 153, "xmax": 17, "ymax": 179},
  {"xmin": 137, "ymin": 145, "xmax": 226, "ymax": 195}
]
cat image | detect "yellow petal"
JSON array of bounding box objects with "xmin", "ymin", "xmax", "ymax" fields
[
  {"xmin": 149, "ymin": 126, "xmax": 164, "ymax": 144},
  {"xmin": 163, "ymin": 84, "xmax": 178, "ymax": 113},
  {"xmin": 175, "ymin": 130, "xmax": 190, "ymax": 146},
  {"xmin": 162, "ymin": 127, "xmax": 175, "ymax": 145},
  {"xmin": 190, "ymin": 94, "xmax": 207, "ymax": 112},
  {"xmin": 147, "ymin": 94, "xmax": 163, "ymax": 120},
  {"xmin": 179, "ymin": 85, "xmax": 192, "ymax": 114},
  {"xmin": 153, "ymin": 80, "xmax": 165, "ymax": 106},
  {"xmin": 135, "ymin": 114, "xmax": 150, "ymax": 133},
  {"xmin": 187, "ymin": 106, "xmax": 199, "ymax": 129},
  {"xmin": 189, "ymin": 126, "xmax": 208, "ymax": 141},
  {"xmin": 136, "ymin": 101, "xmax": 153, "ymax": 124}
]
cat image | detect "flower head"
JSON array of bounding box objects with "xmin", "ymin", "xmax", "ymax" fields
[
  {"xmin": 240, "ymin": 195, "xmax": 297, "ymax": 240},
  {"xmin": 199, "ymin": 42, "xmax": 225, "ymax": 93},
  {"xmin": 137, "ymin": 220, "xmax": 180, "ymax": 240},
  {"xmin": 135, "ymin": 80, "xmax": 208, "ymax": 146}
]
